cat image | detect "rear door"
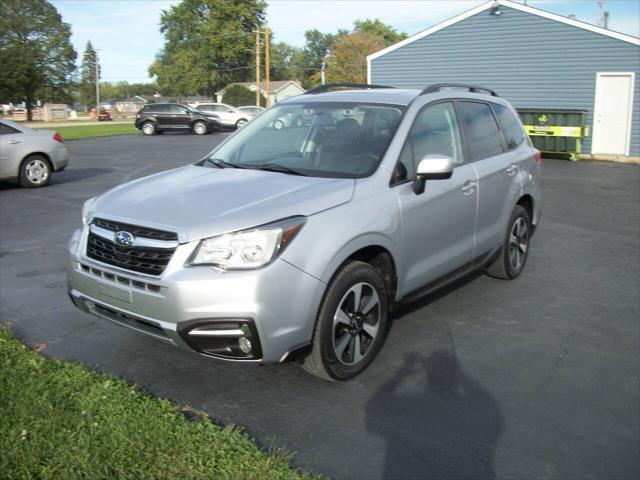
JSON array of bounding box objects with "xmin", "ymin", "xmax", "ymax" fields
[
  {"xmin": 0, "ymin": 122, "xmax": 24, "ymax": 178},
  {"xmin": 394, "ymin": 101, "xmax": 478, "ymax": 294},
  {"xmin": 152, "ymin": 104, "xmax": 172, "ymax": 128},
  {"xmin": 458, "ymin": 101, "xmax": 522, "ymax": 258}
]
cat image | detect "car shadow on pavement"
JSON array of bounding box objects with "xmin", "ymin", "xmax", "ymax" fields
[
  {"xmin": 366, "ymin": 272, "xmax": 504, "ymax": 479},
  {"xmin": 52, "ymin": 167, "xmax": 113, "ymax": 185}
]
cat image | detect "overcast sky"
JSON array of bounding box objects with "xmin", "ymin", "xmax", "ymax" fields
[{"xmin": 51, "ymin": 0, "xmax": 640, "ymax": 83}]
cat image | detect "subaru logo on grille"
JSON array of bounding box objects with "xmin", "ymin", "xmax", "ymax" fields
[{"xmin": 114, "ymin": 231, "xmax": 135, "ymax": 248}]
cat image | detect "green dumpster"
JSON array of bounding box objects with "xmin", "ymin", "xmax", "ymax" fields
[{"xmin": 516, "ymin": 108, "xmax": 588, "ymax": 160}]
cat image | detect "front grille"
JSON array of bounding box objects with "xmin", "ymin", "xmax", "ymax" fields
[
  {"xmin": 93, "ymin": 217, "xmax": 178, "ymax": 241},
  {"xmin": 87, "ymin": 232, "xmax": 175, "ymax": 276}
]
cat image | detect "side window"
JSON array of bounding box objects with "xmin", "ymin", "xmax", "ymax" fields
[
  {"xmin": 393, "ymin": 102, "xmax": 464, "ymax": 183},
  {"xmin": 493, "ymin": 103, "xmax": 525, "ymax": 150},
  {"xmin": 458, "ymin": 101, "xmax": 504, "ymax": 161},
  {"xmin": 0, "ymin": 123, "xmax": 20, "ymax": 135},
  {"xmin": 170, "ymin": 104, "xmax": 187, "ymax": 114}
]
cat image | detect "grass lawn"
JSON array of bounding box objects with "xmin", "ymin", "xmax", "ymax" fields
[
  {"xmin": 0, "ymin": 327, "xmax": 315, "ymax": 480},
  {"xmin": 36, "ymin": 122, "xmax": 139, "ymax": 141}
]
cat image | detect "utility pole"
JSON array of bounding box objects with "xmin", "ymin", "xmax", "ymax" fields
[
  {"xmin": 320, "ymin": 60, "xmax": 326, "ymax": 85},
  {"xmin": 95, "ymin": 50, "xmax": 100, "ymax": 118},
  {"xmin": 255, "ymin": 28, "xmax": 261, "ymax": 107},
  {"xmin": 598, "ymin": 0, "xmax": 609, "ymax": 28},
  {"xmin": 265, "ymin": 25, "xmax": 270, "ymax": 107}
]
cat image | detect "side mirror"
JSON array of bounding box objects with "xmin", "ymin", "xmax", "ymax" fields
[{"xmin": 413, "ymin": 154, "xmax": 454, "ymax": 195}]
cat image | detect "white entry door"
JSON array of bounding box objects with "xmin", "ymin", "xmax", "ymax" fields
[{"xmin": 592, "ymin": 72, "xmax": 635, "ymax": 155}]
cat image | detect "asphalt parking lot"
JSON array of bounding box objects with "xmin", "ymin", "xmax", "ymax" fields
[{"xmin": 1, "ymin": 133, "xmax": 638, "ymax": 479}]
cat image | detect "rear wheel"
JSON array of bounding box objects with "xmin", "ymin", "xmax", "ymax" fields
[
  {"xmin": 303, "ymin": 261, "xmax": 388, "ymax": 381},
  {"xmin": 141, "ymin": 121, "xmax": 156, "ymax": 135},
  {"xmin": 20, "ymin": 155, "xmax": 51, "ymax": 188},
  {"xmin": 192, "ymin": 121, "xmax": 208, "ymax": 135},
  {"xmin": 486, "ymin": 205, "xmax": 531, "ymax": 279}
]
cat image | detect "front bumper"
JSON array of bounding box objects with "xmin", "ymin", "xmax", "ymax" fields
[{"xmin": 67, "ymin": 227, "xmax": 325, "ymax": 363}]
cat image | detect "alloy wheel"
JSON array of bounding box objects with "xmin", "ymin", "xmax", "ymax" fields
[
  {"xmin": 194, "ymin": 122, "xmax": 207, "ymax": 135},
  {"xmin": 142, "ymin": 123, "xmax": 155, "ymax": 135},
  {"xmin": 508, "ymin": 217, "xmax": 529, "ymax": 270},
  {"xmin": 332, "ymin": 282, "xmax": 381, "ymax": 366},
  {"xmin": 25, "ymin": 159, "xmax": 49, "ymax": 185}
]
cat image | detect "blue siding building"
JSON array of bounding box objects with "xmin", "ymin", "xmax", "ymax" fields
[{"xmin": 368, "ymin": 0, "xmax": 640, "ymax": 158}]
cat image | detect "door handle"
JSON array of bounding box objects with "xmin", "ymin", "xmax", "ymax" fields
[
  {"xmin": 461, "ymin": 180, "xmax": 477, "ymax": 195},
  {"xmin": 8, "ymin": 140, "xmax": 21, "ymax": 145},
  {"xmin": 505, "ymin": 163, "xmax": 518, "ymax": 176}
]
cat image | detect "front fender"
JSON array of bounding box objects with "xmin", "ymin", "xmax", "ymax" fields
[{"xmin": 281, "ymin": 191, "xmax": 403, "ymax": 300}]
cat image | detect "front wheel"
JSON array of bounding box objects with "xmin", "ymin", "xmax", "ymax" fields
[
  {"xmin": 486, "ymin": 205, "xmax": 531, "ymax": 279},
  {"xmin": 235, "ymin": 118, "xmax": 248, "ymax": 129},
  {"xmin": 303, "ymin": 261, "xmax": 388, "ymax": 381},
  {"xmin": 192, "ymin": 121, "xmax": 208, "ymax": 135}
]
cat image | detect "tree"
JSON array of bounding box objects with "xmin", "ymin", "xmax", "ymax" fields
[
  {"xmin": 0, "ymin": 0, "xmax": 77, "ymax": 120},
  {"xmin": 325, "ymin": 32, "xmax": 385, "ymax": 84},
  {"xmin": 222, "ymin": 84, "xmax": 265, "ymax": 107},
  {"xmin": 269, "ymin": 41, "xmax": 303, "ymax": 81},
  {"xmin": 149, "ymin": 0, "xmax": 266, "ymax": 96},
  {"xmin": 353, "ymin": 19, "xmax": 408, "ymax": 46},
  {"xmin": 79, "ymin": 41, "xmax": 98, "ymax": 110}
]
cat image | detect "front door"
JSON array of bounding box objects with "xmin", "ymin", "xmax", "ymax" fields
[
  {"xmin": 592, "ymin": 72, "xmax": 635, "ymax": 155},
  {"xmin": 394, "ymin": 101, "xmax": 478, "ymax": 294}
]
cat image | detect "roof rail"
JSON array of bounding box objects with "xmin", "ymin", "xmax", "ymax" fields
[
  {"xmin": 304, "ymin": 83, "xmax": 395, "ymax": 95},
  {"xmin": 421, "ymin": 83, "xmax": 499, "ymax": 97}
]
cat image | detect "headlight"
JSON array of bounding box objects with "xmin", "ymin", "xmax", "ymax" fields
[
  {"xmin": 81, "ymin": 197, "xmax": 97, "ymax": 226},
  {"xmin": 190, "ymin": 217, "xmax": 306, "ymax": 270}
]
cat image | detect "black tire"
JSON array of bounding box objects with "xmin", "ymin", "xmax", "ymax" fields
[
  {"xmin": 192, "ymin": 121, "xmax": 208, "ymax": 135},
  {"xmin": 141, "ymin": 121, "xmax": 156, "ymax": 135},
  {"xmin": 19, "ymin": 154, "xmax": 51, "ymax": 188},
  {"xmin": 486, "ymin": 205, "xmax": 532, "ymax": 280},
  {"xmin": 303, "ymin": 261, "xmax": 388, "ymax": 381},
  {"xmin": 235, "ymin": 118, "xmax": 248, "ymax": 129}
]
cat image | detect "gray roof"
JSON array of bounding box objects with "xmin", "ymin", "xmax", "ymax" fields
[{"xmin": 284, "ymin": 88, "xmax": 421, "ymax": 106}]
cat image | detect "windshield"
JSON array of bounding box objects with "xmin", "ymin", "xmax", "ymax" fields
[
  {"xmin": 185, "ymin": 105, "xmax": 201, "ymax": 114},
  {"xmin": 203, "ymin": 102, "xmax": 406, "ymax": 178}
]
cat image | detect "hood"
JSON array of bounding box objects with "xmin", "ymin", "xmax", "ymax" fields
[{"xmin": 90, "ymin": 165, "xmax": 355, "ymax": 242}]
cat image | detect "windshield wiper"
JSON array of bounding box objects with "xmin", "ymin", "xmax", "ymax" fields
[
  {"xmin": 206, "ymin": 157, "xmax": 244, "ymax": 169},
  {"xmin": 255, "ymin": 162, "xmax": 308, "ymax": 176}
]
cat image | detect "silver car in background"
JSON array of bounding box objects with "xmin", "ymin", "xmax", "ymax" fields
[
  {"xmin": 0, "ymin": 119, "xmax": 69, "ymax": 187},
  {"xmin": 67, "ymin": 83, "xmax": 541, "ymax": 381},
  {"xmin": 195, "ymin": 103, "xmax": 250, "ymax": 129},
  {"xmin": 237, "ymin": 106, "xmax": 265, "ymax": 118}
]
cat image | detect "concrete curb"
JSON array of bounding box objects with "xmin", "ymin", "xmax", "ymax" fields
[{"xmin": 578, "ymin": 154, "xmax": 640, "ymax": 165}]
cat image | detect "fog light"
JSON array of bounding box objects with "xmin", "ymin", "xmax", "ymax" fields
[{"xmin": 239, "ymin": 337, "xmax": 252, "ymax": 354}]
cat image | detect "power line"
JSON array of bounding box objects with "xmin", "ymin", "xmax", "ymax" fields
[{"xmin": 99, "ymin": 65, "xmax": 321, "ymax": 81}]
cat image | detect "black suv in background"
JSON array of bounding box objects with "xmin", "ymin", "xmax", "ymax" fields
[{"xmin": 134, "ymin": 103, "xmax": 221, "ymax": 135}]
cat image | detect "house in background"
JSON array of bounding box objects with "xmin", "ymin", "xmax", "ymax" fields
[
  {"xmin": 368, "ymin": 0, "xmax": 639, "ymax": 159},
  {"xmin": 115, "ymin": 96, "xmax": 147, "ymax": 113},
  {"xmin": 216, "ymin": 80, "xmax": 305, "ymax": 105}
]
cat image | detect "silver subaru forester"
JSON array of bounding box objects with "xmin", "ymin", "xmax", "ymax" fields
[{"xmin": 67, "ymin": 83, "xmax": 541, "ymax": 381}]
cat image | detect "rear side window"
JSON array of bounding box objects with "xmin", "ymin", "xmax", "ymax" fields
[
  {"xmin": 493, "ymin": 103, "xmax": 526, "ymax": 150},
  {"xmin": 0, "ymin": 123, "xmax": 20, "ymax": 135},
  {"xmin": 458, "ymin": 101, "xmax": 504, "ymax": 161},
  {"xmin": 144, "ymin": 104, "xmax": 162, "ymax": 113}
]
